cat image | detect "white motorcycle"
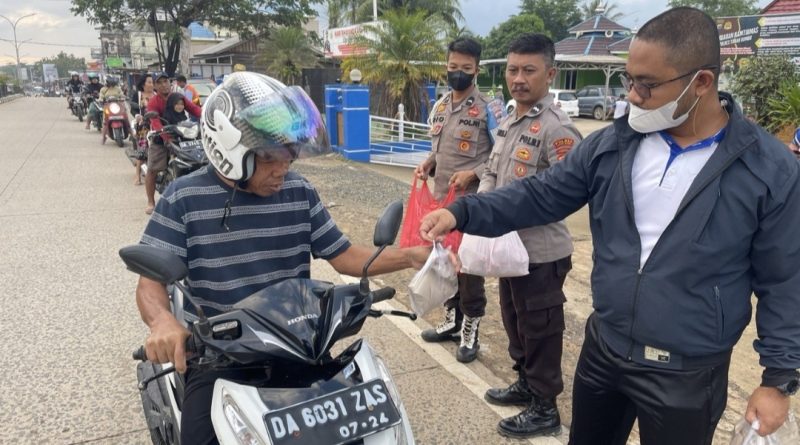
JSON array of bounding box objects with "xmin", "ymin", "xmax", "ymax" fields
[{"xmin": 120, "ymin": 201, "xmax": 416, "ymax": 445}]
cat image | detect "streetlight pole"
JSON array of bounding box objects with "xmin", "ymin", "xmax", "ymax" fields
[{"xmin": 0, "ymin": 13, "xmax": 36, "ymax": 82}]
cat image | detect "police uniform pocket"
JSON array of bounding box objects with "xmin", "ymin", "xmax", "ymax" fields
[
  {"xmin": 452, "ymin": 122, "xmax": 480, "ymax": 158},
  {"xmin": 507, "ymin": 143, "xmax": 542, "ymax": 179},
  {"xmin": 523, "ymin": 306, "xmax": 565, "ymax": 340}
]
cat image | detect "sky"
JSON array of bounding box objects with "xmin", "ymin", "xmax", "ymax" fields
[{"xmin": 0, "ymin": 0, "xmax": 776, "ymax": 66}]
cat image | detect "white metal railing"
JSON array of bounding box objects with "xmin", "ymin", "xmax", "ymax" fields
[{"xmin": 369, "ymin": 106, "xmax": 432, "ymax": 167}]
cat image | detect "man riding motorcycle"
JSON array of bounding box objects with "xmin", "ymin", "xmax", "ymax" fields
[
  {"xmin": 66, "ymin": 72, "xmax": 83, "ymax": 109},
  {"xmin": 98, "ymin": 77, "xmax": 126, "ymax": 144},
  {"xmin": 84, "ymin": 74, "xmax": 103, "ymax": 130},
  {"xmin": 135, "ymin": 71, "xmax": 429, "ymax": 444}
]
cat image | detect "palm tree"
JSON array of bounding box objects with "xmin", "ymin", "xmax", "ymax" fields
[
  {"xmin": 327, "ymin": 0, "xmax": 463, "ymax": 28},
  {"xmin": 342, "ymin": 8, "xmax": 446, "ymax": 121},
  {"xmin": 581, "ymin": 0, "xmax": 624, "ymax": 21},
  {"xmin": 260, "ymin": 27, "xmax": 319, "ymax": 86}
]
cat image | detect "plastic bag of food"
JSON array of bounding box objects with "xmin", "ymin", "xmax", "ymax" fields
[
  {"xmin": 729, "ymin": 414, "xmax": 799, "ymax": 445},
  {"xmin": 408, "ymin": 242, "xmax": 458, "ymax": 316},
  {"xmin": 458, "ymin": 231, "xmax": 529, "ymax": 277}
]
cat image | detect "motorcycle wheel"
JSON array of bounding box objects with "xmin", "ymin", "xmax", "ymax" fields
[
  {"xmin": 77, "ymin": 109, "xmax": 83, "ymax": 122},
  {"xmin": 136, "ymin": 362, "xmax": 180, "ymax": 445},
  {"xmin": 113, "ymin": 128, "xmax": 124, "ymax": 147},
  {"xmin": 156, "ymin": 169, "xmax": 174, "ymax": 195}
]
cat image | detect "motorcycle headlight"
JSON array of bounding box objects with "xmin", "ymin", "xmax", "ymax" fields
[
  {"xmin": 109, "ymin": 103, "xmax": 121, "ymax": 114},
  {"xmin": 221, "ymin": 390, "xmax": 266, "ymax": 445},
  {"xmin": 178, "ymin": 124, "xmax": 199, "ymax": 139},
  {"xmin": 375, "ymin": 356, "xmax": 402, "ymax": 409}
]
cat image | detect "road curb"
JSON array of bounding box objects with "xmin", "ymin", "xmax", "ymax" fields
[{"xmin": 0, "ymin": 94, "xmax": 23, "ymax": 104}]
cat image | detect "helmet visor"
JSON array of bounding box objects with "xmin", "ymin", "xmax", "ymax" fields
[{"xmin": 236, "ymin": 86, "xmax": 330, "ymax": 159}]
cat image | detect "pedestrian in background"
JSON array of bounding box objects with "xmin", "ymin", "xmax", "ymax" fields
[
  {"xmin": 478, "ymin": 33, "xmax": 580, "ymax": 439},
  {"xmin": 614, "ymin": 93, "xmax": 628, "ymax": 119},
  {"xmin": 420, "ymin": 7, "xmax": 800, "ymax": 444}
]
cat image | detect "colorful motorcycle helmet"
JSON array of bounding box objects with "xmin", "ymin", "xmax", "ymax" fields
[
  {"xmin": 793, "ymin": 127, "xmax": 800, "ymax": 148},
  {"xmin": 201, "ymin": 72, "xmax": 330, "ymax": 181},
  {"xmin": 87, "ymin": 73, "xmax": 100, "ymax": 82}
]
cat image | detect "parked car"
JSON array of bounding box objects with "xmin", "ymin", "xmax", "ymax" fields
[
  {"xmin": 187, "ymin": 79, "xmax": 217, "ymax": 106},
  {"xmin": 504, "ymin": 89, "xmax": 579, "ymax": 118},
  {"xmin": 575, "ymin": 85, "xmax": 627, "ymax": 120},
  {"xmin": 550, "ymin": 89, "xmax": 578, "ymax": 117}
]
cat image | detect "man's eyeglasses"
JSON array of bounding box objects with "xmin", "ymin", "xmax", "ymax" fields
[{"xmin": 619, "ymin": 66, "xmax": 718, "ymax": 99}]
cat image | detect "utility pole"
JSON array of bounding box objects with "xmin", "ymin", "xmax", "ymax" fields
[{"xmin": 0, "ymin": 13, "xmax": 36, "ymax": 83}]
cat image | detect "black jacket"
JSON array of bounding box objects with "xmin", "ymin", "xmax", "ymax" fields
[{"xmin": 449, "ymin": 93, "xmax": 800, "ymax": 378}]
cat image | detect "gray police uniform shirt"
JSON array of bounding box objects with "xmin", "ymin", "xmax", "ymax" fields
[
  {"xmin": 479, "ymin": 93, "xmax": 581, "ymax": 264},
  {"xmin": 427, "ymin": 91, "xmax": 494, "ymax": 200}
]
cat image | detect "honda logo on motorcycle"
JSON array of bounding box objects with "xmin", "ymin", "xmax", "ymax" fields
[{"xmin": 288, "ymin": 313, "xmax": 319, "ymax": 326}]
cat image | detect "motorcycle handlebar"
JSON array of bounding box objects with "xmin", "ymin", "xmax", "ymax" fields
[
  {"xmin": 372, "ymin": 287, "xmax": 396, "ymax": 303},
  {"xmin": 132, "ymin": 335, "xmax": 198, "ymax": 362}
]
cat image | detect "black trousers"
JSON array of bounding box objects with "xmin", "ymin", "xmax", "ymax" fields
[
  {"xmin": 498, "ymin": 256, "xmax": 572, "ymax": 399},
  {"xmin": 568, "ymin": 314, "xmax": 730, "ymax": 445},
  {"xmin": 444, "ymin": 272, "xmax": 487, "ymax": 318},
  {"xmin": 181, "ymin": 367, "xmax": 267, "ymax": 445}
]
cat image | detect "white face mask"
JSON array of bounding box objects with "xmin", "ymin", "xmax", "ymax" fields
[{"xmin": 628, "ymin": 71, "xmax": 701, "ymax": 133}]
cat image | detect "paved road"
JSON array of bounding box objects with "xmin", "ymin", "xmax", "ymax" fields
[{"xmin": 0, "ymin": 97, "xmax": 566, "ymax": 444}]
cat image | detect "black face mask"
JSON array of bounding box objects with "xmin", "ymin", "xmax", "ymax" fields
[{"xmin": 447, "ymin": 70, "xmax": 474, "ymax": 91}]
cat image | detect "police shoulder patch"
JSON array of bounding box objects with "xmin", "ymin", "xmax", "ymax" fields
[{"xmin": 552, "ymin": 137, "xmax": 575, "ymax": 160}]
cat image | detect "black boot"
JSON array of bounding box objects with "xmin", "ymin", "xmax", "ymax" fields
[
  {"xmin": 421, "ymin": 307, "xmax": 462, "ymax": 342},
  {"xmin": 496, "ymin": 396, "xmax": 561, "ymax": 439},
  {"xmin": 456, "ymin": 315, "xmax": 480, "ymax": 363},
  {"xmin": 484, "ymin": 376, "xmax": 533, "ymax": 406}
]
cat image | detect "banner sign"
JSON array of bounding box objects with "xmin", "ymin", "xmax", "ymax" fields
[
  {"xmin": 717, "ymin": 13, "xmax": 800, "ymax": 72},
  {"xmin": 42, "ymin": 64, "xmax": 59, "ymax": 82},
  {"xmin": 323, "ymin": 21, "xmax": 382, "ymax": 58}
]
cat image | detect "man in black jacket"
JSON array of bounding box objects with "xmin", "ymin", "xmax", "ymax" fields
[{"xmin": 420, "ymin": 7, "xmax": 800, "ymax": 445}]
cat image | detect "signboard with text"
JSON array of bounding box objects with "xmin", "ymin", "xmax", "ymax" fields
[
  {"xmin": 322, "ymin": 21, "xmax": 382, "ymax": 58},
  {"xmin": 42, "ymin": 64, "xmax": 59, "ymax": 82},
  {"xmin": 717, "ymin": 13, "xmax": 800, "ymax": 72}
]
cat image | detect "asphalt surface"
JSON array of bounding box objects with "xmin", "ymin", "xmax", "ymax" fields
[{"xmin": 0, "ymin": 97, "xmax": 565, "ymax": 444}]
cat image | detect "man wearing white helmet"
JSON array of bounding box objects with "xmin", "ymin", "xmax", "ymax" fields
[{"xmin": 134, "ymin": 72, "xmax": 430, "ymax": 444}]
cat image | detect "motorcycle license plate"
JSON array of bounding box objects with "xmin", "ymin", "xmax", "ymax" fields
[
  {"xmin": 179, "ymin": 140, "xmax": 202, "ymax": 150},
  {"xmin": 264, "ymin": 380, "xmax": 401, "ymax": 445}
]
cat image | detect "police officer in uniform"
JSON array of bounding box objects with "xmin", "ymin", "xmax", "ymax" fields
[
  {"xmin": 415, "ymin": 37, "xmax": 496, "ymax": 363},
  {"xmin": 479, "ymin": 33, "xmax": 581, "ymax": 438}
]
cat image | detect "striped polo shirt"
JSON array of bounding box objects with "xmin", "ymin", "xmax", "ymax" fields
[{"xmin": 141, "ymin": 166, "xmax": 351, "ymax": 309}]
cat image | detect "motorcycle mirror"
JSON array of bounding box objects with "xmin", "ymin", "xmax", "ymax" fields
[
  {"xmin": 119, "ymin": 244, "xmax": 187, "ymax": 284},
  {"xmin": 119, "ymin": 244, "xmax": 213, "ymax": 328},
  {"xmin": 373, "ymin": 200, "xmax": 403, "ymax": 247},
  {"xmin": 359, "ymin": 200, "xmax": 404, "ymax": 296}
]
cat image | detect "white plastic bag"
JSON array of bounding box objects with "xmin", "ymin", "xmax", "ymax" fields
[
  {"xmin": 458, "ymin": 231, "xmax": 530, "ymax": 277},
  {"xmin": 408, "ymin": 242, "xmax": 458, "ymax": 316},
  {"xmin": 730, "ymin": 414, "xmax": 799, "ymax": 445}
]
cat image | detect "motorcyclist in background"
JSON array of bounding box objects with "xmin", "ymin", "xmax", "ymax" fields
[
  {"xmin": 66, "ymin": 72, "xmax": 83, "ymax": 108},
  {"xmin": 99, "ymin": 77, "xmax": 124, "ymax": 101},
  {"xmin": 84, "ymin": 74, "xmax": 103, "ymax": 130}
]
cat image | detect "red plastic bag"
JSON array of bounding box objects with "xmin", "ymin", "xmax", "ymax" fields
[{"xmin": 399, "ymin": 177, "xmax": 463, "ymax": 251}]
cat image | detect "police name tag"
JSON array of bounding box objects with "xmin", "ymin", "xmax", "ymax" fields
[{"xmin": 644, "ymin": 346, "xmax": 671, "ymax": 363}]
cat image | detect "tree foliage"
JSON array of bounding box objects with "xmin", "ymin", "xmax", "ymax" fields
[
  {"xmin": 519, "ymin": 0, "xmax": 582, "ymax": 42},
  {"xmin": 666, "ymin": 0, "xmax": 759, "ymax": 17},
  {"xmin": 581, "ymin": 0, "xmax": 623, "ymax": 21},
  {"xmin": 481, "ymin": 14, "xmax": 548, "ymax": 60},
  {"xmin": 37, "ymin": 52, "xmax": 87, "ymax": 78},
  {"xmin": 260, "ymin": 27, "xmax": 318, "ymax": 85},
  {"xmin": 731, "ymin": 56, "xmax": 800, "ymax": 129},
  {"xmin": 327, "ymin": 0, "xmax": 463, "ymax": 28},
  {"xmin": 767, "ymin": 81, "xmax": 800, "ymax": 133},
  {"xmin": 71, "ymin": 0, "xmax": 319, "ymax": 76},
  {"xmin": 341, "ymin": 8, "xmax": 445, "ymax": 121}
]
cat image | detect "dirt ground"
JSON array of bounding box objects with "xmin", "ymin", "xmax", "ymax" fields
[{"xmin": 293, "ymin": 116, "xmax": 798, "ymax": 444}]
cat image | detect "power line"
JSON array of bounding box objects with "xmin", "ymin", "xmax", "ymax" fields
[{"xmin": 0, "ymin": 37, "xmax": 95, "ymax": 48}]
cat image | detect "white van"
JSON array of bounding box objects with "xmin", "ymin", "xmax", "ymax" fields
[{"xmin": 505, "ymin": 89, "xmax": 579, "ymax": 118}]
